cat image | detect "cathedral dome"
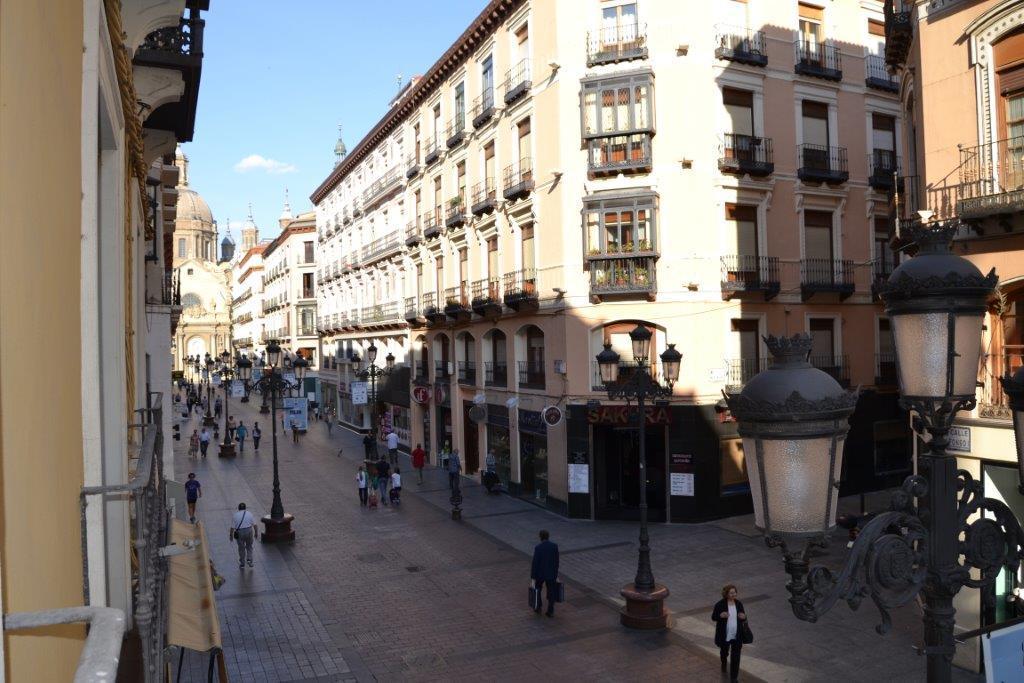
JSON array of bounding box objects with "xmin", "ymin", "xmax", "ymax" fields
[{"xmin": 176, "ymin": 186, "xmax": 214, "ymax": 226}]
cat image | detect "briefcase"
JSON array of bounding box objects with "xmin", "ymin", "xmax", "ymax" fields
[
  {"xmin": 555, "ymin": 580, "xmax": 566, "ymax": 603},
  {"xmin": 528, "ymin": 585, "xmax": 542, "ymax": 610}
]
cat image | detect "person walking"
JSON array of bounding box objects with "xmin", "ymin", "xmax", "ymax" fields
[
  {"xmin": 184, "ymin": 473, "xmax": 201, "ymax": 523},
  {"xmin": 214, "ymin": 397, "xmax": 222, "ymax": 419},
  {"xmin": 235, "ymin": 422, "xmax": 248, "ymax": 453},
  {"xmin": 390, "ymin": 468, "xmax": 402, "ymax": 505},
  {"xmin": 363, "ymin": 432, "xmax": 375, "ymax": 460},
  {"xmin": 375, "ymin": 456, "xmax": 391, "ymax": 506},
  {"xmin": 199, "ymin": 427, "xmax": 211, "ymax": 457},
  {"xmin": 326, "ymin": 411, "xmax": 334, "ymax": 435},
  {"xmin": 356, "ymin": 466, "xmax": 368, "ymax": 507},
  {"xmin": 386, "ymin": 430, "xmax": 399, "ymax": 465},
  {"xmin": 290, "ymin": 418, "xmax": 300, "ymax": 444},
  {"xmin": 712, "ymin": 584, "xmax": 747, "ymax": 682},
  {"xmin": 440, "ymin": 441, "xmax": 452, "ymax": 471},
  {"xmin": 188, "ymin": 429, "xmax": 200, "ymax": 459},
  {"xmin": 230, "ymin": 503, "xmax": 258, "ymax": 569},
  {"xmin": 252, "ymin": 422, "xmax": 262, "ymax": 451},
  {"xmin": 411, "ymin": 443, "xmax": 426, "ymax": 484},
  {"xmin": 530, "ymin": 530, "xmax": 560, "ymax": 617},
  {"xmin": 227, "ymin": 415, "xmax": 237, "ymax": 441},
  {"xmin": 447, "ymin": 449, "xmax": 462, "ymax": 491}
]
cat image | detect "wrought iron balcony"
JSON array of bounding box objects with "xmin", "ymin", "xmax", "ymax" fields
[
  {"xmin": 405, "ymin": 154, "xmax": 420, "ymax": 179},
  {"xmin": 471, "ymin": 277, "xmax": 502, "ymax": 318},
  {"xmin": 719, "ymin": 134, "xmax": 774, "ymax": 177},
  {"xmin": 586, "ymin": 23, "xmax": 648, "ymax": 66},
  {"xmin": 423, "ymin": 291, "xmax": 446, "ymax": 326},
  {"xmin": 869, "ymin": 150, "xmax": 900, "ymax": 191},
  {"xmin": 423, "ymin": 210, "xmax": 442, "ymax": 239},
  {"xmin": 446, "ymin": 117, "xmax": 466, "ymax": 148},
  {"xmin": 405, "ymin": 220, "xmax": 422, "ymax": 246},
  {"xmin": 587, "ymin": 133, "xmax": 652, "ymax": 176},
  {"xmin": 361, "ymin": 303, "xmax": 401, "ymax": 326},
  {"xmin": 518, "ymin": 360, "xmax": 546, "ymax": 390},
  {"xmin": 502, "ymin": 268, "xmax": 539, "ymax": 312},
  {"xmin": 800, "ymin": 258, "xmax": 855, "ymax": 301},
  {"xmin": 485, "ymin": 361, "xmax": 508, "ymax": 387},
  {"xmin": 405, "ymin": 296, "xmax": 426, "ymax": 327},
  {"xmin": 809, "ymin": 354, "xmax": 851, "ymax": 388},
  {"xmin": 797, "ymin": 144, "xmax": 849, "ymax": 184},
  {"xmin": 503, "ymin": 58, "xmax": 531, "ymax": 105},
  {"xmin": 724, "ymin": 357, "xmax": 772, "ymax": 392},
  {"xmin": 884, "ymin": 0, "xmax": 914, "ymax": 68},
  {"xmin": 362, "ymin": 168, "xmax": 403, "ymax": 208},
  {"xmin": 471, "ymin": 179, "xmax": 498, "ymax": 216},
  {"xmin": 865, "ymin": 54, "xmax": 898, "ymax": 92},
  {"xmin": 720, "ymin": 255, "xmax": 780, "ymax": 300},
  {"xmin": 445, "ymin": 196, "xmax": 467, "ymax": 229},
  {"xmin": 458, "ymin": 360, "xmax": 477, "ymax": 385},
  {"xmin": 134, "ymin": 9, "xmax": 205, "ymax": 141},
  {"xmin": 362, "ymin": 231, "xmax": 402, "ymax": 264},
  {"xmin": 952, "ymin": 136, "xmax": 1024, "ymax": 222},
  {"xmin": 503, "ymin": 158, "xmax": 534, "ymax": 200},
  {"xmin": 443, "ymin": 284, "xmax": 471, "ymax": 322},
  {"xmin": 414, "ymin": 361, "xmax": 429, "ymax": 383},
  {"xmin": 870, "ymin": 258, "xmax": 897, "ymax": 300},
  {"xmin": 794, "ymin": 40, "xmax": 842, "ymax": 81},
  {"xmin": 435, "ymin": 360, "xmax": 453, "ymax": 380},
  {"xmin": 589, "ymin": 255, "xmax": 657, "ymax": 301},
  {"xmin": 714, "ymin": 26, "xmax": 767, "ymax": 66},
  {"xmin": 471, "ymin": 92, "xmax": 496, "ymax": 129},
  {"xmin": 424, "ymin": 137, "xmax": 441, "ymax": 165},
  {"xmin": 875, "ymin": 352, "xmax": 898, "ymax": 387}
]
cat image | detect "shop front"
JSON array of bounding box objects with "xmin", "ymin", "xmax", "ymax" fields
[
  {"xmin": 412, "ymin": 384, "xmax": 431, "ymax": 459},
  {"xmin": 517, "ymin": 409, "xmax": 548, "ymax": 503},
  {"xmin": 486, "ymin": 403, "xmax": 511, "ymax": 486},
  {"xmin": 434, "ymin": 382, "xmax": 452, "ymax": 463},
  {"xmin": 589, "ymin": 405, "xmax": 667, "ymax": 522},
  {"xmin": 462, "ymin": 401, "xmax": 480, "ymax": 474},
  {"xmin": 379, "ymin": 366, "xmax": 411, "ymax": 449}
]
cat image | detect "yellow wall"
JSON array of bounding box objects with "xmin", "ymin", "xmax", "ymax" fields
[{"xmin": 0, "ymin": 1, "xmax": 86, "ymax": 680}]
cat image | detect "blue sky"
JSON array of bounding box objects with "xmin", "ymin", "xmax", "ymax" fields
[{"xmin": 184, "ymin": 0, "xmax": 484, "ymax": 247}]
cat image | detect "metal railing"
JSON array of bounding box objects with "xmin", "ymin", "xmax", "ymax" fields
[
  {"xmin": 471, "ymin": 277, "xmax": 502, "ymax": 305},
  {"xmin": 809, "ymin": 354, "xmax": 851, "ymax": 386},
  {"xmin": 721, "ymin": 255, "xmax": 780, "ymax": 293},
  {"xmin": 485, "ymin": 361, "xmax": 508, "ymax": 387},
  {"xmin": 362, "ymin": 167, "xmax": 402, "ymax": 207},
  {"xmin": 590, "ymin": 255, "xmax": 656, "ymax": 296},
  {"xmin": 444, "ymin": 284, "xmax": 470, "ymax": 308},
  {"xmin": 79, "ymin": 392, "xmax": 166, "ymax": 683},
  {"xmin": 406, "ymin": 153, "xmax": 420, "ymax": 179},
  {"xmin": 980, "ymin": 349, "xmax": 1024, "ymax": 418},
  {"xmin": 884, "ymin": 0, "xmax": 914, "ymax": 67},
  {"xmin": 586, "ymin": 23, "xmax": 648, "ymax": 66},
  {"xmin": 422, "ymin": 291, "xmax": 439, "ymax": 317},
  {"xmin": 714, "ymin": 26, "xmax": 767, "ymax": 65},
  {"xmin": 955, "ymin": 136, "xmax": 1024, "ymax": 218},
  {"xmin": 471, "ymin": 92, "xmax": 495, "ymax": 128},
  {"xmin": 869, "ymin": 149, "xmax": 900, "ymax": 189},
  {"xmin": 587, "ymin": 133, "xmax": 653, "ymax": 175},
  {"xmin": 435, "ymin": 360, "xmax": 451, "ymax": 379},
  {"xmin": 503, "ymin": 158, "xmax": 534, "ymax": 199},
  {"xmin": 502, "ymin": 268, "xmax": 538, "ymax": 303},
  {"xmin": 423, "ymin": 209, "xmax": 442, "ymax": 238},
  {"xmin": 458, "ymin": 360, "xmax": 477, "ymax": 385},
  {"xmin": 503, "ymin": 58, "xmax": 531, "ymax": 104},
  {"xmin": 875, "ymin": 352, "xmax": 898, "ymax": 386},
  {"xmin": 445, "ymin": 195, "xmax": 467, "ymax": 228},
  {"xmin": 471, "ymin": 178, "xmax": 497, "ymax": 215},
  {"xmin": 518, "ymin": 360, "xmax": 545, "ymax": 389},
  {"xmin": 446, "ymin": 116, "xmax": 466, "ymax": 148},
  {"xmin": 406, "ymin": 219, "xmax": 422, "ymax": 245},
  {"xmin": 424, "ymin": 136, "xmax": 441, "ymax": 165},
  {"xmin": 404, "ymin": 295, "xmax": 422, "ymax": 321},
  {"xmin": 800, "ymin": 258, "xmax": 855, "ymax": 289},
  {"xmin": 865, "ymin": 54, "xmax": 898, "ymax": 91},
  {"xmin": 797, "ymin": 144, "xmax": 849, "ymax": 182},
  {"xmin": 719, "ymin": 134, "xmax": 774, "ymax": 176},
  {"xmin": 362, "ymin": 231, "xmax": 401, "ymax": 263},
  {"xmin": 794, "ymin": 40, "xmax": 842, "ymax": 79},
  {"xmin": 3, "ymin": 607, "xmax": 126, "ymax": 683},
  {"xmin": 724, "ymin": 357, "xmax": 772, "ymax": 390}
]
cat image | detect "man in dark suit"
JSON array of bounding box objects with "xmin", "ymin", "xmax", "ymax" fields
[{"xmin": 530, "ymin": 529, "xmax": 560, "ymax": 617}]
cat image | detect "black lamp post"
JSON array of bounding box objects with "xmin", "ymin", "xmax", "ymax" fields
[
  {"xmin": 202, "ymin": 353, "xmax": 216, "ymax": 426},
  {"xmin": 238, "ymin": 340, "xmax": 303, "ymax": 542},
  {"xmin": 596, "ymin": 324, "xmax": 681, "ymax": 630},
  {"xmin": 1000, "ymin": 366, "xmax": 1024, "ymax": 495},
  {"xmin": 360, "ymin": 343, "xmax": 395, "ymax": 454},
  {"xmin": 218, "ymin": 350, "xmax": 236, "ymax": 458},
  {"xmin": 236, "ymin": 354, "xmax": 253, "ymax": 403},
  {"xmin": 726, "ymin": 222, "xmax": 1024, "ymax": 683}
]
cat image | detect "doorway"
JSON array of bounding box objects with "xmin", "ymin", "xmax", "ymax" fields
[
  {"xmin": 594, "ymin": 423, "xmax": 666, "ymax": 522},
  {"xmin": 462, "ymin": 400, "xmax": 479, "ymax": 474}
]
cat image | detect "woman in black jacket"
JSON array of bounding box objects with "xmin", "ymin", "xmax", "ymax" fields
[{"xmin": 711, "ymin": 584, "xmax": 746, "ymax": 682}]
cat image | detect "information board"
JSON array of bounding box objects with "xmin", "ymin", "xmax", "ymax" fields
[
  {"xmin": 282, "ymin": 397, "xmax": 308, "ymax": 431},
  {"xmin": 568, "ymin": 463, "xmax": 589, "ymax": 494},
  {"xmin": 351, "ymin": 381, "xmax": 368, "ymax": 405}
]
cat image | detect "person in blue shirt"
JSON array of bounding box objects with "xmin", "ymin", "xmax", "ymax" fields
[{"xmin": 184, "ymin": 473, "xmax": 201, "ymax": 523}]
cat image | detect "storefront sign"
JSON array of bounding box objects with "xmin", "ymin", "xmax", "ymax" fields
[
  {"xmin": 518, "ymin": 409, "xmax": 547, "ymax": 435},
  {"xmin": 568, "ymin": 463, "xmax": 590, "ymax": 494},
  {"xmin": 282, "ymin": 397, "xmax": 308, "ymax": 431},
  {"xmin": 542, "ymin": 405, "xmax": 563, "ymax": 428},
  {"xmin": 586, "ymin": 405, "xmax": 671, "ymax": 426},
  {"xmin": 948, "ymin": 426, "xmax": 971, "ymax": 453},
  {"xmin": 412, "ymin": 385, "xmax": 431, "ymax": 405},
  {"xmin": 351, "ymin": 381, "xmax": 368, "ymax": 405}
]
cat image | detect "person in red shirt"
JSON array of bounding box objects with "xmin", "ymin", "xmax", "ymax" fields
[{"xmin": 411, "ymin": 443, "xmax": 426, "ymax": 484}]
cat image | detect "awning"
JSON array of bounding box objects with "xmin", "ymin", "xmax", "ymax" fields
[{"xmin": 167, "ymin": 519, "xmax": 222, "ymax": 653}]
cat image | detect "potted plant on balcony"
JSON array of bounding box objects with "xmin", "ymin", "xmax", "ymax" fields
[
  {"xmin": 614, "ymin": 267, "xmax": 628, "ymax": 286},
  {"xmin": 588, "ymin": 247, "xmax": 601, "ymax": 257},
  {"xmin": 638, "ymin": 238, "xmax": 651, "ymax": 252},
  {"xmin": 635, "ymin": 267, "xmax": 649, "ymax": 285},
  {"xmin": 622, "ymin": 241, "xmax": 634, "ymax": 253}
]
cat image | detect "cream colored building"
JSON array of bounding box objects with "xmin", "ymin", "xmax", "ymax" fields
[
  {"xmin": 231, "ymin": 242, "xmax": 267, "ymax": 358},
  {"xmin": 261, "ymin": 212, "xmax": 320, "ymax": 367},
  {"xmin": 0, "ymin": 0, "xmax": 211, "ymax": 679},
  {"xmin": 885, "ymin": 0, "xmax": 1024, "ymax": 670},
  {"xmin": 312, "ymin": 0, "xmax": 909, "ymax": 520}
]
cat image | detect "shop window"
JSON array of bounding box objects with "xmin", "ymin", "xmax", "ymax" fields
[{"xmin": 720, "ymin": 439, "xmax": 749, "ymax": 496}]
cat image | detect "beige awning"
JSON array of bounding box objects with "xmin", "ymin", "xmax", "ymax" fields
[{"xmin": 167, "ymin": 519, "xmax": 222, "ymax": 652}]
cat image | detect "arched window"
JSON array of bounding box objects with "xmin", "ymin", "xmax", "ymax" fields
[
  {"xmin": 484, "ymin": 330, "xmax": 507, "ymax": 387},
  {"xmin": 517, "ymin": 325, "xmax": 545, "ymax": 389}
]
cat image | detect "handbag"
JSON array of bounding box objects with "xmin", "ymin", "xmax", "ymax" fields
[
  {"xmin": 739, "ymin": 619, "xmax": 753, "ymax": 644},
  {"xmin": 555, "ymin": 580, "xmax": 566, "ymax": 603}
]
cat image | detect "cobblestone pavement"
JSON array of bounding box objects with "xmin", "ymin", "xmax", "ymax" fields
[{"xmin": 172, "ymin": 397, "xmax": 982, "ymax": 682}]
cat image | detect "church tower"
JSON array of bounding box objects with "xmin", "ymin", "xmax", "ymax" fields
[
  {"xmin": 240, "ymin": 203, "xmax": 259, "ymax": 252},
  {"xmin": 279, "ymin": 188, "xmax": 293, "ymax": 229},
  {"xmin": 334, "ymin": 124, "xmax": 347, "ymax": 167}
]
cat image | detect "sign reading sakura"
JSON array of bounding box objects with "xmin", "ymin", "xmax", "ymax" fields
[
  {"xmin": 542, "ymin": 405, "xmax": 563, "ymax": 427},
  {"xmin": 412, "ymin": 385, "xmax": 432, "ymax": 405}
]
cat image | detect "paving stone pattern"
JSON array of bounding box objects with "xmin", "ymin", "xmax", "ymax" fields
[{"xmin": 172, "ymin": 397, "xmax": 982, "ymax": 682}]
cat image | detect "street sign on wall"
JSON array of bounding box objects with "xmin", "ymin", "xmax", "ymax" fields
[
  {"xmin": 948, "ymin": 426, "xmax": 971, "ymax": 453},
  {"xmin": 351, "ymin": 381, "xmax": 368, "ymax": 405}
]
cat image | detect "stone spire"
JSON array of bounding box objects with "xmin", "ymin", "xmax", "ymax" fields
[
  {"xmin": 174, "ymin": 143, "xmax": 189, "ymax": 187},
  {"xmin": 241, "ymin": 203, "xmax": 259, "ymax": 252},
  {"xmin": 279, "ymin": 188, "xmax": 293, "ymax": 229},
  {"xmin": 334, "ymin": 124, "xmax": 347, "ymax": 167}
]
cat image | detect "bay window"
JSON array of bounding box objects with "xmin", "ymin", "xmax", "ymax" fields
[
  {"xmin": 581, "ymin": 71, "xmax": 655, "ymax": 174},
  {"xmin": 583, "ymin": 192, "xmax": 657, "ymax": 256}
]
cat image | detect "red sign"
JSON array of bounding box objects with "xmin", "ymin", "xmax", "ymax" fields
[
  {"xmin": 587, "ymin": 406, "xmax": 671, "ymax": 426},
  {"xmin": 412, "ymin": 386, "xmax": 431, "ymax": 405}
]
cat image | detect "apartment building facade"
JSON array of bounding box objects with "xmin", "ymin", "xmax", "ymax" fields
[
  {"xmin": 885, "ymin": 0, "xmax": 1024, "ymax": 670},
  {"xmin": 231, "ymin": 243, "xmax": 267, "ymax": 358},
  {"xmin": 261, "ymin": 213, "xmax": 320, "ymax": 375},
  {"xmin": 312, "ymin": 0, "xmax": 907, "ymax": 522}
]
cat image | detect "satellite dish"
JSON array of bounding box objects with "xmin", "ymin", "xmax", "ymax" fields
[
  {"xmin": 473, "ymin": 392, "xmax": 487, "ymax": 405},
  {"xmin": 506, "ymin": 397, "xmax": 519, "ymax": 409},
  {"xmin": 468, "ymin": 405, "xmax": 487, "ymax": 423}
]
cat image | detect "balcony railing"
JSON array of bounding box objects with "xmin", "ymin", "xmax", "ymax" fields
[
  {"xmin": 405, "ymin": 219, "xmax": 422, "ymax": 246},
  {"xmin": 587, "ymin": 133, "xmax": 652, "ymax": 176},
  {"xmin": 869, "ymin": 150, "xmax": 900, "ymax": 191},
  {"xmin": 471, "ymin": 178, "xmax": 498, "ymax": 215},
  {"xmin": 586, "ymin": 23, "xmax": 648, "ymax": 66},
  {"xmin": 810, "ymin": 354, "xmax": 851, "ymax": 387},
  {"xmin": 446, "ymin": 117, "xmax": 466, "ymax": 148},
  {"xmin": 724, "ymin": 357, "xmax": 772, "ymax": 391},
  {"xmin": 719, "ymin": 134, "xmax": 774, "ymax": 177},
  {"xmin": 954, "ymin": 136, "xmax": 1024, "ymax": 220},
  {"xmin": 875, "ymin": 352, "xmax": 898, "ymax": 386},
  {"xmin": 485, "ymin": 360, "xmax": 508, "ymax": 387},
  {"xmin": 404, "ymin": 295, "xmax": 425, "ymax": 326},
  {"xmin": 422, "ymin": 291, "xmax": 442, "ymax": 320},
  {"xmin": 892, "ymin": 174, "xmax": 921, "ymax": 224},
  {"xmin": 471, "ymin": 277, "xmax": 502, "ymax": 316},
  {"xmin": 503, "ymin": 58, "xmax": 531, "ymax": 105},
  {"xmin": 503, "ymin": 268, "xmax": 538, "ymax": 311},
  {"xmin": 414, "ymin": 361, "xmax": 429, "ymax": 382},
  {"xmin": 445, "ymin": 196, "xmax": 468, "ymax": 229},
  {"xmin": 471, "ymin": 92, "xmax": 495, "ymax": 129},
  {"xmin": 865, "ymin": 54, "xmax": 898, "ymax": 92},
  {"xmin": 361, "ymin": 303, "xmax": 400, "ymax": 326},
  {"xmin": 362, "ymin": 231, "xmax": 402, "ymax": 263},
  {"xmin": 424, "ymin": 136, "xmax": 441, "ymax": 165},
  {"xmin": 590, "ymin": 255, "xmax": 657, "ymax": 299},
  {"xmin": 458, "ymin": 360, "xmax": 477, "ymax": 385},
  {"xmin": 518, "ymin": 360, "xmax": 545, "ymax": 389},
  {"xmin": 979, "ymin": 349, "xmax": 1024, "ymax": 419},
  {"xmin": 444, "ymin": 284, "xmax": 471, "ymax": 320},
  {"xmin": 406, "ymin": 153, "xmax": 420, "ymax": 179},
  {"xmin": 797, "ymin": 144, "xmax": 849, "ymax": 184},
  {"xmin": 721, "ymin": 255, "xmax": 780, "ymax": 299},
  {"xmin": 423, "ymin": 210, "xmax": 442, "ymax": 239},
  {"xmin": 435, "ymin": 360, "xmax": 451, "ymax": 379},
  {"xmin": 503, "ymin": 158, "xmax": 534, "ymax": 200},
  {"xmin": 714, "ymin": 26, "xmax": 767, "ymax": 66},
  {"xmin": 884, "ymin": 0, "xmax": 914, "ymax": 68},
  {"xmin": 800, "ymin": 258, "xmax": 855, "ymax": 300},
  {"xmin": 363, "ymin": 168, "xmax": 402, "ymax": 207},
  {"xmin": 590, "ymin": 360, "xmax": 663, "ymax": 391},
  {"xmin": 871, "ymin": 258, "xmax": 897, "ymax": 299},
  {"xmin": 794, "ymin": 40, "xmax": 842, "ymax": 80}
]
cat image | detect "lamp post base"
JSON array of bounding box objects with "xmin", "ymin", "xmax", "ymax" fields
[
  {"xmin": 203, "ymin": 415, "xmax": 216, "ymax": 426},
  {"xmin": 261, "ymin": 513, "xmax": 295, "ymax": 543},
  {"xmin": 620, "ymin": 584, "xmax": 670, "ymax": 630},
  {"xmin": 259, "ymin": 404, "xmax": 269, "ymax": 414},
  {"xmin": 451, "ymin": 508, "xmax": 462, "ymax": 520},
  {"xmin": 218, "ymin": 442, "xmax": 236, "ymax": 458}
]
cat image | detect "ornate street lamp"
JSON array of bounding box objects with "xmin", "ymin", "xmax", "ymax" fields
[
  {"xmin": 236, "ymin": 354, "xmax": 253, "ymax": 403},
  {"xmin": 217, "ymin": 350, "xmax": 236, "ymax": 458},
  {"xmin": 595, "ymin": 324, "xmax": 681, "ymax": 630},
  {"xmin": 238, "ymin": 340, "xmax": 297, "ymax": 542},
  {"xmin": 1000, "ymin": 365, "xmax": 1024, "ymax": 494},
  {"xmin": 726, "ymin": 222, "xmax": 1024, "ymax": 683},
  {"xmin": 202, "ymin": 353, "xmax": 216, "ymax": 426},
  {"xmin": 360, "ymin": 342, "xmax": 394, "ymax": 457}
]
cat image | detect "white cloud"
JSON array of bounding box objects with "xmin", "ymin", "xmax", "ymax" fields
[{"xmin": 233, "ymin": 154, "xmax": 297, "ymax": 174}]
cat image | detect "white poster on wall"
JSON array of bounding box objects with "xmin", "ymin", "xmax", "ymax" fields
[
  {"xmin": 282, "ymin": 397, "xmax": 309, "ymax": 431},
  {"xmin": 670, "ymin": 472, "xmax": 695, "ymax": 497},
  {"xmin": 351, "ymin": 381, "xmax": 368, "ymax": 405},
  {"xmin": 568, "ymin": 463, "xmax": 590, "ymax": 494},
  {"xmin": 230, "ymin": 380, "xmax": 244, "ymax": 398}
]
